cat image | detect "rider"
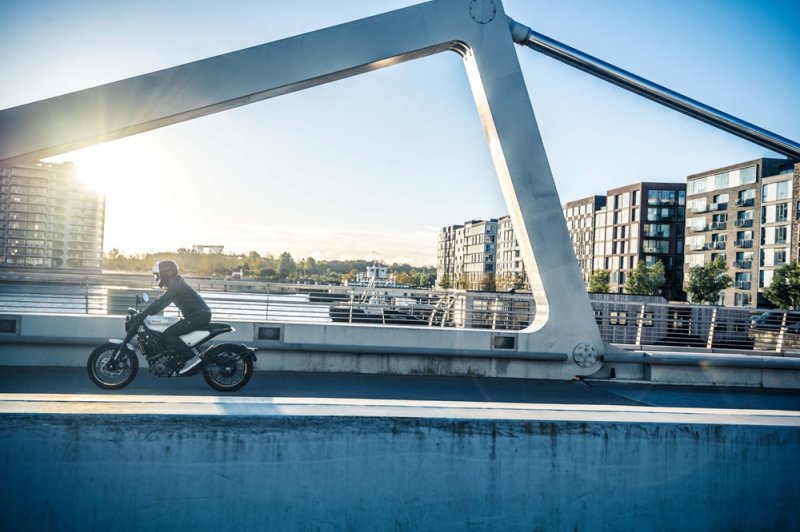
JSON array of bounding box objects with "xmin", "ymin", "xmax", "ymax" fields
[{"xmin": 136, "ymin": 260, "xmax": 211, "ymax": 374}]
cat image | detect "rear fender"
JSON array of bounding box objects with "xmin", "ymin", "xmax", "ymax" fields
[{"xmin": 204, "ymin": 343, "xmax": 257, "ymax": 362}]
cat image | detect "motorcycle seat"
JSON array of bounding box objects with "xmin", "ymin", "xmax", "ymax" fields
[{"xmin": 200, "ymin": 323, "xmax": 233, "ymax": 333}]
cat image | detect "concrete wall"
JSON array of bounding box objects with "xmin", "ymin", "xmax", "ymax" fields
[{"xmin": 1, "ymin": 400, "xmax": 798, "ymax": 531}]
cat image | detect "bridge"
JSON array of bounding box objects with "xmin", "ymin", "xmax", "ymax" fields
[{"xmin": 1, "ymin": 0, "xmax": 800, "ymax": 529}]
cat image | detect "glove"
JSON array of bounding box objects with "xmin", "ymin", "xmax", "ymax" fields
[{"xmin": 130, "ymin": 313, "xmax": 146, "ymax": 326}]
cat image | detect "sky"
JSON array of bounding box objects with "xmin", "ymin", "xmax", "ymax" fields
[{"xmin": 1, "ymin": 0, "xmax": 798, "ymax": 266}]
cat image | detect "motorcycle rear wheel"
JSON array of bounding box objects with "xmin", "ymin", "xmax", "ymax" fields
[
  {"xmin": 87, "ymin": 342, "xmax": 139, "ymax": 390},
  {"xmin": 203, "ymin": 344, "xmax": 253, "ymax": 392}
]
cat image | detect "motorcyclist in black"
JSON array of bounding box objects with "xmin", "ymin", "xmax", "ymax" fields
[{"xmin": 135, "ymin": 260, "xmax": 211, "ymax": 374}]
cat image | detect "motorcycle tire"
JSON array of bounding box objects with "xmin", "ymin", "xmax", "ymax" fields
[
  {"xmin": 202, "ymin": 343, "xmax": 254, "ymax": 392},
  {"xmin": 87, "ymin": 342, "xmax": 139, "ymax": 390}
]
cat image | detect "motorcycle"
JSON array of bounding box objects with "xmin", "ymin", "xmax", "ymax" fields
[{"xmin": 87, "ymin": 293, "xmax": 257, "ymax": 392}]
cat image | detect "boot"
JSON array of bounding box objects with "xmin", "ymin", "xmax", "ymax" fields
[{"xmin": 179, "ymin": 346, "xmax": 204, "ymax": 375}]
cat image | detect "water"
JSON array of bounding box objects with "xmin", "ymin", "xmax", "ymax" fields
[{"xmin": 0, "ymin": 284, "xmax": 333, "ymax": 323}]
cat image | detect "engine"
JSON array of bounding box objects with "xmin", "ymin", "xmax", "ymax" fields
[
  {"xmin": 149, "ymin": 353, "xmax": 186, "ymax": 377},
  {"xmin": 137, "ymin": 329, "xmax": 183, "ymax": 377}
]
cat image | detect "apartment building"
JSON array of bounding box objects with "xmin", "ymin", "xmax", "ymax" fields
[
  {"xmin": 591, "ymin": 182, "xmax": 687, "ymax": 299},
  {"xmin": 436, "ymin": 219, "xmax": 498, "ymax": 289},
  {"xmin": 683, "ymin": 158, "xmax": 799, "ymax": 306},
  {"xmin": 495, "ymin": 215, "xmax": 528, "ymax": 290},
  {"xmin": 0, "ymin": 162, "xmax": 105, "ymax": 270},
  {"xmin": 563, "ymin": 195, "xmax": 606, "ymax": 285},
  {"xmin": 436, "ymin": 224, "xmax": 463, "ymax": 287}
]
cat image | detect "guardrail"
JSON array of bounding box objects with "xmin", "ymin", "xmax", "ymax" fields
[{"xmin": 3, "ymin": 282, "xmax": 800, "ymax": 354}]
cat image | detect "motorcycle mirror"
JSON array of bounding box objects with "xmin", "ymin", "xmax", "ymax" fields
[{"xmin": 141, "ymin": 293, "xmax": 150, "ymax": 303}]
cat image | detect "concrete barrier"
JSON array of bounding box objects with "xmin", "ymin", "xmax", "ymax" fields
[
  {"xmin": 2, "ymin": 313, "xmax": 800, "ymax": 387},
  {"xmin": 1, "ymin": 395, "xmax": 798, "ymax": 531}
]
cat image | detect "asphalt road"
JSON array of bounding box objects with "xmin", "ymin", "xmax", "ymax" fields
[{"xmin": 1, "ymin": 366, "xmax": 799, "ymax": 411}]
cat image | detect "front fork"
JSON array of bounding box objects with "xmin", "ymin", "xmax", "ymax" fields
[{"xmin": 107, "ymin": 335, "xmax": 137, "ymax": 370}]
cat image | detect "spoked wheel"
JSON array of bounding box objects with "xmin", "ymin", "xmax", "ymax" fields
[
  {"xmin": 87, "ymin": 342, "xmax": 139, "ymax": 390},
  {"xmin": 203, "ymin": 344, "xmax": 254, "ymax": 392}
]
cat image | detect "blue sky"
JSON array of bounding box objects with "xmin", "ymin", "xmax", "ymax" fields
[{"xmin": 1, "ymin": 0, "xmax": 798, "ymax": 265}]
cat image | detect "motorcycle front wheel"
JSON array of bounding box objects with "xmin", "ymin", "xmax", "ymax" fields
[
  {"xmin": 203, "ymin": 344, "xmax": 253, "ymax": 392},
  {"xmin": 87, "ymin": 342, "xmax": 139, "ymax": 390}
]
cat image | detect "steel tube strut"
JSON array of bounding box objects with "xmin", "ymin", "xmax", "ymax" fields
[{"xmin": 509, "ymin": 19, "xmax": 800, "ymax": 161}]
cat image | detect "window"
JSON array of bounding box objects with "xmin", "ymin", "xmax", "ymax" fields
[
  {"xmin": 687, "ymin": 198, "xmax": 706, "ymax": 213},
  {"xmin": 740, "ymin": 165, "xmax": 757, "ymax": 184},
  {"xmin": 609, "ymin": 311, "xmax": 628, "ymax": 326},
  {"xmin": 647, "ymin": 207, "xmax": 674, "ymax": 222},
  {"xmin": 643, "ymin": 239, "xmax": 670, "ymax": 254},
  {"xmin": 776, "ymin": 226, "xmax": 788, "ymax": 244},
  {"xmin": 734, "ymin": 293, "xmax": 752, "ymax": 307},
  {"xmin": 648, "ymin": 222, "xmax": 672, "ymax": 238},
  {"xmin": 777, "ymin": 203, "xmax": 789, "ymax": 222}
]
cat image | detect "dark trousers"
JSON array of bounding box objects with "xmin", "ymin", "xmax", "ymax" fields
[{"xmin": 163, "ymin": 309, "xmax": 212, "ymax": 357}]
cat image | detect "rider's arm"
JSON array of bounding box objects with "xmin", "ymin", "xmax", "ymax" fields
[{"xmin": 141, "ymin": 277, "xmax": 180, "ymax": 316}]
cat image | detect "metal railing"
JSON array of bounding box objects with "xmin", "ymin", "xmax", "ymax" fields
[{"xmin": 4, "ymin": 281, "xmax": 800, "ymax": 353}]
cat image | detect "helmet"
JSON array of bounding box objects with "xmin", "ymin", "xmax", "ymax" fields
[{"xmin": 152, "ymin": 260, "xmax": 179, "ymax": 288}]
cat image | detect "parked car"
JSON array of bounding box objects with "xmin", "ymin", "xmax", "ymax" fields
[{"xmin": 750, "ymin": 310, "xmax": 800, "ymax": 331}]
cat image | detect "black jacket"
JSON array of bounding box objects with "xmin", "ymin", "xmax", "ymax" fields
[{"xmin": 142, "ymin": 275, "xmax": 210, "ymax": 317}]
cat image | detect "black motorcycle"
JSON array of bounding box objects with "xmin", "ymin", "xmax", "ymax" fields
[{"xmin": 87, "ymin": 294, "xmax": 257, "ymax": 392}]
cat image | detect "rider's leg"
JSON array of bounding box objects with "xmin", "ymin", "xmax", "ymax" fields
[{"xmin": 162, "ymin": 310, "xmax": 211, "ymax": 373}]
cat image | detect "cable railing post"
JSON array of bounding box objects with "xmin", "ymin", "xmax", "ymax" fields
[
  {"xmin": 706, "ymin": 307, "xmax": 717, "ymax": 350},
  {"xmin": 635, "ymin": 304, "xmax": 646, "ymax": 348},
  {"xmin": 776, "ymin": 311, "xmax": 788, "ymax": 353}
]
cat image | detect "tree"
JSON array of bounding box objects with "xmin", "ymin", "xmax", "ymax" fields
[
  {"xmin": 588, "ymin": 270, "xmax": 610, "ymax": 293},
  {"xmin": 439, "ymin": 273, "xmax": 452, "ymax": 290},
  {"xmin": 687, "ymin": 257, "xmax": 732, "ymax": 305},
  {"xmin": 764, "ymin": 261, "xmax": 800, "ymax": 309},
  {"xmin": 625, "ymin": 261, "xmax": 665, "ymax": 296},
  {"xmin": 480, "ymin": 273, "xmax": 496, "ymax": 292},
  {"xmin": 277, "ymin": 252, "xmax": 296, "ymax": 279}
]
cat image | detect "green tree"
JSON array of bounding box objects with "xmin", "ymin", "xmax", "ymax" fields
[
  {"xmin": 512, "ymin": 272, "xmax": 527, "ymax": 290},
  {"xmin": 439, "ymin": 273, "xmax": 452, "ymax": 290},
  {"xmin": 588, "ymin": 270, "xmax": 610, "ymax": 293},
  {"xmin": 764, "ymin": 261, "xmax": 800, "ymax": 309},
  {"xmin": 687, "ymin": 257, "xmax": 732, "ymax": 305},
  {"xmin": 480, "ymin": 273, "xmax": 496, "ymax": 292},
  {"xmin": 625, "ymin": 261, "xmax": 665, "ymax": 296},
  {"xmin": 277, "ymin": 252, "xmax": 296, "ymax": 279}
]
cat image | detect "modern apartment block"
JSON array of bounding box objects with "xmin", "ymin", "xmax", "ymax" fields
[
  {"xmin": 436, "ymin": 219, "xmax": 498, "ymax": 289},
  {"xmin": 683, "ymin": 158, "xmax": 799, "ymax": 306},
  {"xmin": 495, "ymin": 215, "xmax": 528, "ymax": 290},
  {"xmin": 0, "ymin": 162, "xmax": 105, "ymax": 270},
  {"xmin": 436, "ymin": 224, "xmax": 463, "ymax": 287},
  {"xmin": 563, "ymin": 195, "xmax": 606, "ymax": 285},
  {"xmin": 591, "ymin": 182, "xmax": 687, "ymax": 299}
]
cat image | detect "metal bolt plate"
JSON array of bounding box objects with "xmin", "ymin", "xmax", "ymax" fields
[
  {"xmin": 572, "ymin": 343, "xmax": 599, "ymax": 368},
  {"xmin": 469, "ymin": 0, "xmax": 496, "ymax": 24}
]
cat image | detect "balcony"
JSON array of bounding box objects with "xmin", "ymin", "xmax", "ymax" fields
[
  {"xmin": 735, "ymin": 281, "xmax": 752, "ymax": 290},
  {"xmin": 735, "ymin": 198, "xmax": 755, "ymax": 207},
  {"xmin": 733, "ymin": 260, "xmax": 753, "ymax": 269},
  {"xmin": 711, "ymin": 242, "xmax": 726, "ymax": 250},
  {"xmin": 689, "ymin": 206, "xmax": 709, "ymax": 214},
  {"xmin": 710, "ymin": 202, "xmax": 728, "ymax": 211},
  {"xmin": 710, "ymin": 222, "xmax": 727, "ymax": 231},
  {"xmin": 734, "ymin": 219, "xmax": 753, "ymax": 228},
  {"xmin": 734, "ymin": 240, "xmax": 753, "ymax": 248},
  {"xmin": 688, "ymin": 225, "xmax": 708, "ymax": 232}
]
